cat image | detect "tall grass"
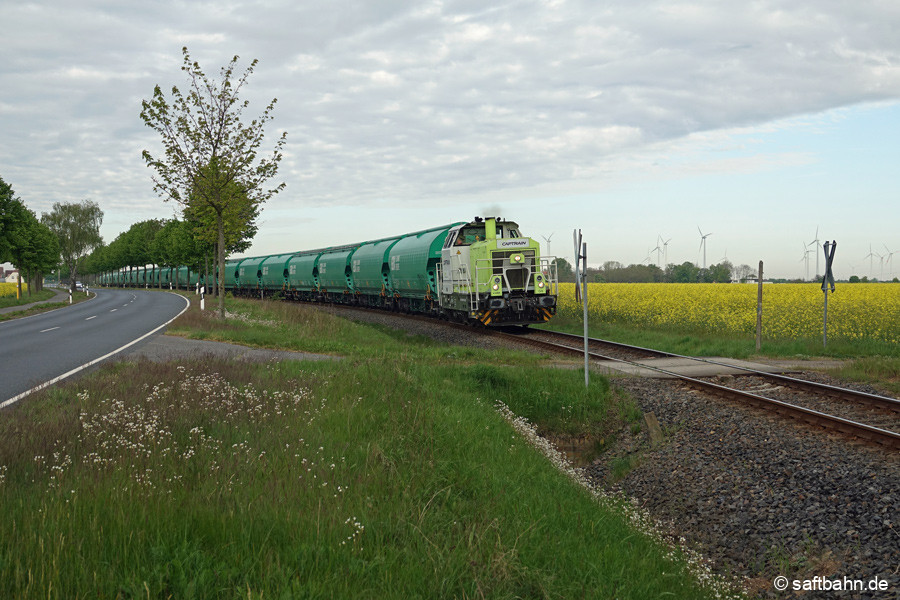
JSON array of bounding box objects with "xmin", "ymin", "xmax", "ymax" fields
[
  {"xmin": 826, "ymin": 356, "xmax": 900, "ymax": 396},
  {"xmin": 0, "ymin": 299, "xmax": 740, "ymax": 599}
]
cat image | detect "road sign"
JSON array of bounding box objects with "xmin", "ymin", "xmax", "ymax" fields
[
  {"xmin": 821, "ymin": 241, "xmax": 836, "ymax": 346},
  {"xmin": 821, "ymin": 241, "xmax": 836, "ymax": 292}
]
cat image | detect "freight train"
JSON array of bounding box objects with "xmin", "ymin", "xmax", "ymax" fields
[{"xmin": 97, "ymin": 216, "xmax": 558, "ymax": 326}]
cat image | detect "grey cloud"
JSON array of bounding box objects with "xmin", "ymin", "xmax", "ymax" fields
[{"xmin": 1, "ymin": 0, "xmax": 898, "ymax": 222}]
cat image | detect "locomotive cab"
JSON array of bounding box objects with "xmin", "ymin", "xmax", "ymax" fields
[{"xmin": 439, "ymin": 217, "xmax": 557, "ymax": 325}]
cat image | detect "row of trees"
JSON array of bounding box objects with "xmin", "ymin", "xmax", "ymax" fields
[
  {"xmin": 555, "ymin": 258, "xmax": 749, "ymax": 284},
  {"xmin": 2, "ymin": 177, "xmax": 106, "ymax": 298},
  {"xmin": 0, "ymin": 176, "xmax": 59, "ymax": 297},
  {"xmin": 80, "ymin": 207, "xmax": 256, "ymax": 290}
]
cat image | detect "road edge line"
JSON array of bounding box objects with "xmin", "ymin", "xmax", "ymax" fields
[{"xmin": 0, "ymin": 292, "xmax": 191, "ymax": 410}]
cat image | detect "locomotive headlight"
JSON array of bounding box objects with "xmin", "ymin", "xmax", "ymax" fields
[
  {"xmin": 534, "ymin": 273, "xmax": 547, "ymax": 294},
  {"xmin": 490, "ymin": 276, "xmax": 503, "ymax": 296},
  {"xmin": 511, "ymin": 254, "xmax": 523, "ymax": 263}
]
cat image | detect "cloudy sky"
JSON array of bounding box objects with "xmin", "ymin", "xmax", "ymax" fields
[{"xmin": 2, "ymin": 0, "xmax": 899, "ymax": 280}]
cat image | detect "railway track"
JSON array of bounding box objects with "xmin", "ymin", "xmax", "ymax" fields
[
  {"xmin": 305, "ymin": 302, "xmax": 900, "ymax": 450},
  {"xmin": 486, "ymin": 327, "xmax": 900, "ymax": 451}
]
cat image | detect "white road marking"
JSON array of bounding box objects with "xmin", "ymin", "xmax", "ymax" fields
[
  {"xmin": 1, "ymin": 293, "xmax": 191, "ymax": 410},
  {"xmin": 40, "ymin": 327, "xmax": 60, "ymax": 333},
  {"xmin": 110, "ymin": 309, "xmax": 117, "ymax": 312},
  {"xmin": 86, "ymin": 316, "xmax": 97, "ymax": 320}
]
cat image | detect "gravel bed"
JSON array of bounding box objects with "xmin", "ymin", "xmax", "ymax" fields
[
  {"xmin": 705, "ymin": 374, "xmax": 900, "ymax": 435},
  {"xmin": 585, "ymin": 375, "xmax": 900, "ymax": 599}
]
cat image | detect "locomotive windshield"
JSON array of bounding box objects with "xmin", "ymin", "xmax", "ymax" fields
[
  {"xmin": 444, "ymin": 219, "xmax": 523, "ymax": 247},
  {"xmin": 453, "ymin": 224, "xmax": 486, "ymax": 246}
]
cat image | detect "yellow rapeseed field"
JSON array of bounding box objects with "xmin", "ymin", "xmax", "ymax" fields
[
  {"xmin": 557, "ymin": 283, "xmax": 900, "ymax": 344},
  {"xmin": 0, "ymin": 282, "xmax": 27, "ymax": 297}
]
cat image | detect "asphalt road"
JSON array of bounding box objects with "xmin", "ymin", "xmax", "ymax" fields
[{"xmin": 0, "ymin": 289, "xmax": 189, "ymax": 408}]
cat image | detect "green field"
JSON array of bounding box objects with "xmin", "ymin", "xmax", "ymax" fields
[
  {"xmin": 544, "ymin": 283, "xmax": 900, "ymax": 396},
  {"xmin": 0, "ymin": 297, "xmax": 741, "ymax": 599}
]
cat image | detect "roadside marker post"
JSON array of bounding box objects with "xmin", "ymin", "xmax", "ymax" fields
[{"xmin": 821, "ymin": 241, "xmax": 837, "ymax": 347}]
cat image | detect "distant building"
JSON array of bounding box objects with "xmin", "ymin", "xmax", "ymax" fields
[{"xmin": 5, "ymin": 270, "xmax": 21, "ymax": 284}]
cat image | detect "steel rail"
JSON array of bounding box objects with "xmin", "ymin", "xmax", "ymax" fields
[
  {"xmin": 529, "ymin": 329, "xmax": 900, "ymax": 412},
  {"xmin": 485, "ymin": 328, "xmax": 900, "ymax": 451},
  {"xmin": 302, "ymin": 303, "xmax": 900, "ymax": 449}
]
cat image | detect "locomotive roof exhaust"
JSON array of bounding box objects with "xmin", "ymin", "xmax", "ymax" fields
[{"xmin": 485, "ymin": 217, "xmax": 497, "ymax": 240}]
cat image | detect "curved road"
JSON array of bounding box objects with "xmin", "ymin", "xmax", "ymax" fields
[{"xmin": 0, "ymin": 289, "xmax": 189, "ymax": 408}]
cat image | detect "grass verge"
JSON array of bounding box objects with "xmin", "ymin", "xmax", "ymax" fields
[
  {"xmin": 824, "ymin": 356, "xmax": 900, "ymax": 397},
  {"xmin": 0, "ymin": 298, "xmax": 741, "ymax": 599},
  {"xmin": 0, "ymin": 288, "xmax": 57, "ymax": 309}
]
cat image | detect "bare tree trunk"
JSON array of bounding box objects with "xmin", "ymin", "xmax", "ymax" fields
[{"xmin": 217, "ymin": 211, "xmax": 226, "ymax": 319}]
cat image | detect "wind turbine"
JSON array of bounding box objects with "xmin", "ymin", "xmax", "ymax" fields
[
  {"xmin": 800, "ymin": 243, "xmax": 812, "ymax": 281},
  {"xmin": 651, "ymin": 237, "xmax": 662, "ymax": 267},
  {"xmin": 864, "ymin": 244, "xmax": 876, "ymax": 278},
  {"xmin": 808, "ymin": 227, "xmax": 821, "ymax": 278},
  {"xmin": 884, "ymin": 245, "xmax": 896, "ymax": 277},
  {"xmin": 661, "ymin": 237, "xmax": 672, "ymax": 267},
  {"xmin": 541, "ymin": 233, "xmax": 554, "ymax": 256},
  {"xmin": 698, "ymin": 227, "xmax": 712, "ymax": 269}
]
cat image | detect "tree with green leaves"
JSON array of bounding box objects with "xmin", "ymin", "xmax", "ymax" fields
[
  {"xmin": 0, "ymin": 176, "xmax": 23, "ymax": 263},
  {"xmin": 10, "ymin": 208, "xmax": 59, "ymax": 297},
  {"xmin": 183, "ymin": 179, "xmax": 259, "ymax": 294},
  {"xmin": 152, "ymin": 219, "xmax": 202, "ymax": 288},
  {"xmin": 1, "ymin": 177, "xmax": 60, "ymax": 297},
  {"xmin": 554, "ymin": 257, "xmax": 575, "ymax": 283},
  {"xmin": 117, "ymin": 219, "xmax": 164, "ymax": 285},
  {"xmin": 41, "ymin": 200, "xmax": 104, "ymax": 296},
  {"xmin": 140, "ymin": 47, "xmax": 286, "ymax": 318},
  {"xmin": 667, "ymin": 261, "xmax": 701, "ymax": 283}
]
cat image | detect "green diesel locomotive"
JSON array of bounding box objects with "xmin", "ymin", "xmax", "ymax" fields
[{"xmin": 100, "ymin": 217, "xmax": 559, "ymax": 326}]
